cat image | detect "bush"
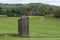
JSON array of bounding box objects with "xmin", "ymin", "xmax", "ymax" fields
[{"xmin": 54, "ymin": 8, "xmax": 60, "ymax": 18}]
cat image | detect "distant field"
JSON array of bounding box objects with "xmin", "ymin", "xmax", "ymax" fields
[{"xmin": 0, "ymin": 16, "xmax": 60, "ymax": 40}]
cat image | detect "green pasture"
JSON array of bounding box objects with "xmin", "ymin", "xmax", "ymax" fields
[{"xmin": 0, "ymin": 16, "xmax": 60, "ymax": 40}]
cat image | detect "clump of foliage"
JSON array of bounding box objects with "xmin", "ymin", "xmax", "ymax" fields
[{"xmin": 53, "ymin": 7, "xmax": 60, "ymax": 18}]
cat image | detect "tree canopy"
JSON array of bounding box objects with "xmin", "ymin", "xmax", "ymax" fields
[{"xmin": 0, "ymin": 3, "xmax": 60, "ymax": 18}]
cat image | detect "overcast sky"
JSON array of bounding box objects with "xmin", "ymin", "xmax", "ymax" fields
[{"xmin": 0, "ymin": 0, "xmax": 60, "ymax": 6}]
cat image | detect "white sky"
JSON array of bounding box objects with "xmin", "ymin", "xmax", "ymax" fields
[{"xmin": 0, "ymin": 0, "xmax": 60, "ymax": 6}]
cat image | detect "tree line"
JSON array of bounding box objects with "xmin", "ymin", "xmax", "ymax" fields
[{"xmin": 0, "ymin": 3, "xmax": 60, "ymax": 18}]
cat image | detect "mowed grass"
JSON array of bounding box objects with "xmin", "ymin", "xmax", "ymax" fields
[{"xmin": 0, "ymin": 16, "xmax": 60, "ymax": 40}]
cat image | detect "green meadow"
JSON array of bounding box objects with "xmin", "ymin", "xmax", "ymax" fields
[{"xmin": 0, "ymin": 16, "xmax": 60, "ymax": 40}]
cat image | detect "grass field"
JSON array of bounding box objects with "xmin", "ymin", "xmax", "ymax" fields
[{"xmin": 0, "ymin": 16, "xmax": 60, "ymax": 40}]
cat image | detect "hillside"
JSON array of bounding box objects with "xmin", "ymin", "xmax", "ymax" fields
[{"xmin": 0, "ymin": 3, "xmax": 60, "ymax": 17}]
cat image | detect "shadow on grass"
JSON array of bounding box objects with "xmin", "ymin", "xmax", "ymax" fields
[
  {"xmin": 0, "ymin": 33, "xmax": 29, "ymax": 38},
  {"xmin": 0, "ymin": 33, "xmax": 19, "ymax": 37},
  {"xmin": 0, "ymin": 33, "xmax": 60, "ymax": 38}
]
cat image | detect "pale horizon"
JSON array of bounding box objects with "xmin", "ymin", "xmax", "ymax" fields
[{"xmin": 0, "ymin": 0, "xmax": 60, "ymax": 6}]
